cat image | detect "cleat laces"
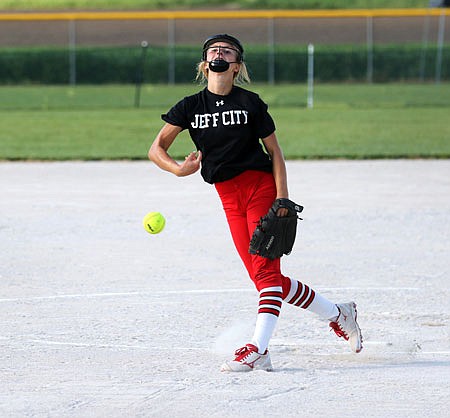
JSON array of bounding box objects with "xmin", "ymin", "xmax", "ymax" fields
[
  {"xmin": 220, "ymin": 343, "xmax": 273, "ymax": 372},
  {"xmin": 234, "ymin": 345, "xmax": 257, "ymax": 362},
  {"xmin": 329, "ymin": 321, "xmax": 349, "ymax": 340}
]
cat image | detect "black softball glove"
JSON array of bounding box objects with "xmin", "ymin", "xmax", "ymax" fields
[{"xmin": 249, "ymin": 198, "xmax": 303, "ymax": 260}]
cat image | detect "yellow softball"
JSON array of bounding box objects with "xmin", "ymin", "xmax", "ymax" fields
[{"xmin": 143, "ymin": 212, "xmax": 166, "ymax": 234}]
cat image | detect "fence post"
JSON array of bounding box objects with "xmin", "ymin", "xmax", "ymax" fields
[
  {"xmin": 307, "ymin": 44, "xmax": 314, "ymax": 109},
  {"xmin": 420, "ymin": 11, "xmax": 431, "ymax": 81},
  {"xmin": 435, "ymin": 9, "xmax": 446, "ymax": 85},
  {"xmin": 366, "ymin": 15, "xmax": 373, "ymax": 83},
  {"xmin": 68, "ymin": 20, "xmax": 76, "ymax": 86},
  {"xmin": 267, "ymin": 17, "xmax": 275, "ymax": 85},
  {"xmin": 168, "ymin": 18, "xmax": 175, "ymax": 85},
  {"xmin": 135, "ymin": 41, "xmax": 148, "ymax": 108}
]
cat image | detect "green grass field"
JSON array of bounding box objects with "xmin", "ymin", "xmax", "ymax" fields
[
  {"xmin": 1, "ymin": 83, "xmax": 449, "ymax": 160},
  {"xmin": 0, "ymin": 0, "xmax": 429, "ymax": 11}
]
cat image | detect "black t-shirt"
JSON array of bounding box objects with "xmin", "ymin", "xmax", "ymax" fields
[{"xmin": 161, "ymin": 86, "xmax": 275, "ymax": 184}]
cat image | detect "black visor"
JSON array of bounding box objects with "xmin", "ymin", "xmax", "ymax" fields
[{"xmin": 202, "ymin": 34, "xmax": 244, "ymax": 62}]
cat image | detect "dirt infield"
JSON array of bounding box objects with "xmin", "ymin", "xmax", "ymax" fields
[{"xmin": 1, "ymin": 160, "xmax": 449, "ymax": 417}]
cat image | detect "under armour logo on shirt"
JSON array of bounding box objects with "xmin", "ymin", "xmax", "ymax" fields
[{"xmin": 216, "ymin": 100, "xmax": 224, "ymax": 107}]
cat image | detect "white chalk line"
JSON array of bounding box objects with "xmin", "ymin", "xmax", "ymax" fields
[
  {"xmin": 0, "ymin": 335, "xmax": 204, "ymax": 351},
  {"xmin": 0, "ymin": 289, "xmax": 252, "ymax": 303},
  {"xmin": 300, "ymin": 351, "xmax": 450, "ymax": 356},
  {"xmin": 0, "ymin": 287, "xmax": 420, "ymax": 304},
  {"xmin": 28, "ymin": 339, "xmax": 205, "ymax": 351},
  {"xmin": 2, "ymin": 337, "xmax": 449, "ymax": 356},
  {"xmin": 271, "ymin": 340, "xmax": 450, "ymax": 355}
]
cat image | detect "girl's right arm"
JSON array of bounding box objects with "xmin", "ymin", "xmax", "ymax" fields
[{"xmin": 148, "ymin": 123, "xmax": 202, "ymax": 177}]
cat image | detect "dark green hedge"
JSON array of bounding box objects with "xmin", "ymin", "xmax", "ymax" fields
[{"xmin": 0, "ymin": 44, "xmax": 448, "ymax": 84}]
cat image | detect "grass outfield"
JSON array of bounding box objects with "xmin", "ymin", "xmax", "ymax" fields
[{"xmin": 1, "ymin": 83, "xmax": 449, "ymax": 160}]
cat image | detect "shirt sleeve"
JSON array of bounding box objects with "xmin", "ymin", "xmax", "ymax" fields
[
  {"xmin": 255, "ymin": 98, "xmax": 276, "ymax": 139},
  {"xmin": 161, "ymin": 97, "xmax": 190, "ymax": 130}
]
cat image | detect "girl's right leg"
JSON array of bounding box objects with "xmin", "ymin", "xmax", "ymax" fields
[{"xmin": 215, "ymin": 172, "xmax": 282, "ymax": 371}]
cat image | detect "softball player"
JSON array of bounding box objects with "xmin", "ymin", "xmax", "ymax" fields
[{"xmin": 149, "ymin": 34, "xmax": 363, "ymax": 372}]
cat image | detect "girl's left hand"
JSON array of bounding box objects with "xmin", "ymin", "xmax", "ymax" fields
[{"xmin": 276, "ymin": 207, "xmax": 289, "ymax": 217}]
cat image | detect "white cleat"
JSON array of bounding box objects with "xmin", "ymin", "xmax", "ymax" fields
[
  {"xmin": 220, "ymin": 344, "xmax": 273, "ymax": 372},
  {"xmin": 330, "ymin": 302, "xmax": 363, "ymax": 353}
]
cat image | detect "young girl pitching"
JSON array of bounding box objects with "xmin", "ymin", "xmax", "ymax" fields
[{"xmin": 149, "ymin": 34, "xmax": 363, "ymax": 372}]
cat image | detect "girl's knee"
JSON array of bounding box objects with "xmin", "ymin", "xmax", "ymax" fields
[{"xmin": 253, "ymin": 270, "xmax": 282, "ymax": 291}]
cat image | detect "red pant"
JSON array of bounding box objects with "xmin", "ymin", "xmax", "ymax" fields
[{"xmin": 215, "ymin": 170, "xmax": 290, "ymax": 293}]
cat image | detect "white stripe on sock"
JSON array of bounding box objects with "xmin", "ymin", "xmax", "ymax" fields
[
  {"xmin": 260, "ymin": 286, "xmax": 283, "ymax": 294},
  {"xmin": 284, "ymin": 278, "xmax": 298, "ymax": 302}
]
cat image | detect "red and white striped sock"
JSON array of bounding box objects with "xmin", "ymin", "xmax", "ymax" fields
[
  {"xmin": 284, "ymin": 278, "xmax": 338, "ymax": 320},
  {"xmin": 251, "ymin": 286, "xmax": 283, "ymax": 353}
]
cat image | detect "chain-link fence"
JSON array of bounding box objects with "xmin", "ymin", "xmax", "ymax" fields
[{"xmin": 0, "ymin": 8, "xmax": 449, "ymax": 84}]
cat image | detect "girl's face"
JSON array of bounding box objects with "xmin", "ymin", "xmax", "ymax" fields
[{"xmin": 205, "ymin": 42, "xmax": 240, "ymax": 63}]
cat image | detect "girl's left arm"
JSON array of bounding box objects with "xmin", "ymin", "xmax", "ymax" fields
[{"xmin": 262, "ymin": 132, "xmax": 289, "ymax": 200}]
